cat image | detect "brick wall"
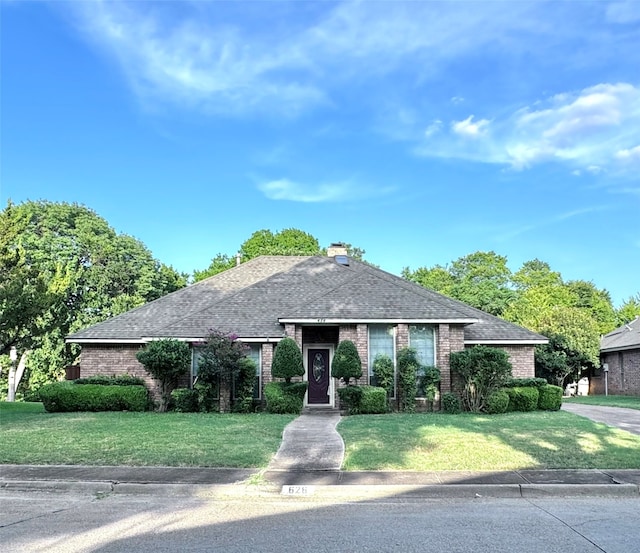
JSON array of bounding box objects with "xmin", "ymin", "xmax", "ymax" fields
[
  {"xmin": 79, "ymin": 344, "xmax": 162, "ymax": 399},
  {"xmin": 593, "ymin": 349, "xmax": 640, "ymax": 395},
  {"xmin": 499, "ymin": 345, "xmax": 536, "ymax": 378},
  {"xmin": 337, "ymin": 324, "xmax": 368, "ymax": 386}
]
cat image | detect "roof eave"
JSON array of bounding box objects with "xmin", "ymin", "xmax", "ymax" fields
[
  {"xmin": 465, "ymin": 339, "xmax": 548, "ymax": 345},
  {"xmin": 278, "ymin": 318, "xmax": 479, "ymax": 325}
]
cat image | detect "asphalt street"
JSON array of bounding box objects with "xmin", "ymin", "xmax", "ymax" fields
[{"xmin": 1, "ymin": 490, "xmax": 638, "ymax": 553}]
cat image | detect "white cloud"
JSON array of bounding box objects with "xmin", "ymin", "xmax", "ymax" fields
[
  {"xmin": 451, "ymin": 116, "xmax": 490, "ymax": 138},
  {"xmin": 257, "ymin": 178, "xmax": 395, "ymax": 203},
  {"xmin": 424, "ymin": 120, "xmax": 442, "ymax": 137},
  {"xmin": 418, "ymin": 83, "xmax": 640, "ymax": 174},
  {"xmin": 616, "ymin": 145, "xmax": 640, "ymax": 162}
]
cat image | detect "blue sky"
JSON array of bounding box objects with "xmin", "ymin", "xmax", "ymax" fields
[{"xmin": 2, "ymin": 0, "xmax": 639, "ymax": 306}]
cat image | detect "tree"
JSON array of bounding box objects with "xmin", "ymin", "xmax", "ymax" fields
[
  {"xmin": 271, "ymin": 337, "xmax": 304, "ymax": 384},
  {"xmin": 193, "ymin": 228, "xmax": 367, "ymax": 281},
  {"xmin": 450, "ymin": 346, "xmax": 512, "ymax": 413},
  {"xmin": 372, "ymin": 353, "xmax": 394, "ymax": 397},
  {"xmin": 511, "ymin": 259, "xmax": 563, "ymax": 290},
  {"xmin": 616, "ymin": 294, "xmax": 640, "ymax": 326},
  {"xmin": 136, "ymin": 339, "xmax": 191, "ymax": 411},
  {"xmin": 331, "ymin": 340, "xmax": 362, "ymax": 386},
  {"xmin": 0, "ymin": 200, "xmax": 187, "ymax": 393},
  {"xmin": 396, "ymin": 347, "xmax": 419, "ymax": 412},
  {"xmin": 535, "ymin": 334, "xmax": 572, "ymax": 387},
  {"xmin": 197, "ymin": 329, "xmax": 249, "ymax": 412},
  {"xmin": 404, "ymin": 251, "xmax": 514, "ymax": 316},
  {"xmin": 565, "ymin": 280, "xmax": 616, "ymax": 334}
]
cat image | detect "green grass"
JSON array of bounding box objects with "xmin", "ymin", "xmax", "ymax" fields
[
  {"xmin": 338, "ymin": 411, "xmax": 640, "ymax": 471},
  {"xmin": 4, "ymin": 402, "xmax": 640, "ymax": 471},
  {"xmin": 563, "ymin": 395, "xmax": 640, "ymax": 410},
  {"xmin": 0, "ymin": 402, "xmax": 294, "ymax": 467}
]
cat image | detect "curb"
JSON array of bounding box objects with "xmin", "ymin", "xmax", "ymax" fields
[{"xmin": 2, "ymin": 479, "xmax": 638, "ymax": 499}]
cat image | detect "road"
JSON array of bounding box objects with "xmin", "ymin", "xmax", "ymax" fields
[{"xmin": 1, "ymin": 489, "xmax": 638, "ymax": 553}]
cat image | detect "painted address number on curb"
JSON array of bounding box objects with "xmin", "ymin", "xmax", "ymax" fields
[{"xmin": 281, "ymin": 485, "xmax": 315, "ymax": 496}]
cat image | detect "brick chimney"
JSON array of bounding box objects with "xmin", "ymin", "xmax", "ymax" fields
[{"xmin": 327, "ymin": 242, "xmax": 348, "ymax": 257}]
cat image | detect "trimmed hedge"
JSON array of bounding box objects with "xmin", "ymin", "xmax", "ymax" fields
[
  {"xmin": 39, "ymin": 382, "xmax": 149, "ymax": 412},
  {"xmin": 359, "ymin": 386, "xmax": 388, "ymax": 414},
  {"xmin": 505, "ymin": 386, "xmax": 539, "ymax": 412},
  {"xmin": 485, "ymin": 389, "xmax": 510, "ymax": 414},
  {"xmin": 538, "ymin": 384, "xmax": 563, "ymax": 411},
  {"xmin": 170, "ymin": 388, "xmax": 200, "ymax": 412},
  {"xmin": 504, "ymin": 377, "xmax": 547, "ymax": 389},
  {"xmin": 442, "ymin": 392, "xmax": 462, "ymax": 414},
  {"xmin": 264, "ymin": 382, "xmax": 307, "ymax": 414},
  {"xmin": 74, "ymin": 374, "xmax": 146, "ymax": 387},
  {"xmin": 338, "ymin": 385, "xmax": 364, "ymax": 414}
]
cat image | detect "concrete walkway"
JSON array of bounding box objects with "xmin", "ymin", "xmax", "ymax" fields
[
  {"xmin": 267, "ymin": 410, "xmax": 344, "ymax": 471},
  {"xmin": 562, "ymin": 403, "xmax": 640, "ymax": 436}
]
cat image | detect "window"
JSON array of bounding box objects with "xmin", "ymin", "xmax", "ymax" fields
[
  {"xmin": 409, "ymin": 325, "xmax": 435, "ymax": 367},
  {"xmin": 409, "ymin": 325, "xmax": 435, "ymax": 397},
  {"xmin": 368, "ymin": 324, "xmax": 395, "ymax": 395},
  {"xmin": 191, "ymin": 346, "xmax": 219, "ymax": 398},
  {"xmin": 247, "ymin": 344, "xmax": 262, "ymax": 399}
]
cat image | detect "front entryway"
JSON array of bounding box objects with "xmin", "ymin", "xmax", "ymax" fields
[{"xmin": 305, "ymin": 346, "xmax": 333, "ymax": 406}]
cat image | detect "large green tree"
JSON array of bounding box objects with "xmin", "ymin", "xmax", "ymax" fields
[
  {"xmin": 403, "ymin": 251, "xmax": 514, "ymax": 316},
  {"xmin": 615, "ymin": 293, "xmax": 640, "ymax": 326},
  {"xmin": 194, "ymin": 228, "xmax": 366, "ymax": 281},
  {"xmin": 0, "ymin": 200, "xmax": 187, "ymax": 392}
]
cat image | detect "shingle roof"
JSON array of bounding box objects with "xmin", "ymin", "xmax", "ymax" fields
[
  {"xmin": 600, "ymin": 317, "xmax": 640, "ymax": 352},
  {"xmin": 66, "ymin": 255, "xmax": 546, "ymax": 344}
]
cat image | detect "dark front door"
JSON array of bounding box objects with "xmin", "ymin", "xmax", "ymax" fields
[{"xmin": 307, "ymin": 348, "xmax": 330, "ymax": 404}]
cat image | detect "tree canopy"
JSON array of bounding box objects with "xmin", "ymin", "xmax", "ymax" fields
[
  {"xmin": 404, "ymin": 250, "xmax": 636, "ymax": 385},
  {"xmin": 194, "ymin": 229, "xmax": 366, "ymax": 281},
  {"xmin": 0, "ymin": 200, "xmax": 187, "ymax": 391}
]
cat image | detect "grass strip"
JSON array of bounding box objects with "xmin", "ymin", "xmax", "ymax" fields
[
  {"xmin": 562, "ymin": 395, "xmax": 640, "ymax": 410},
  {"xmin": 0, "ymin": 403, "xmax": 294, "ymax": 467},
  {"xmin": 338, "ymin": 411, "xmax": 640, "ymax": 471}
]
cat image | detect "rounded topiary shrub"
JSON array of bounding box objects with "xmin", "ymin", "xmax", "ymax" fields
[
  {"xmin": 485, "ymin": 389, "xmax": 510, "ymax": 414},
  {"xmin": 331, "ymin": 340, "xmax": 363, "ymax": 386},
  {"xmin": 505, "ymin": 386, "xmax": 539, "ymax": 412},
  {"xmin": 271, "ymin": 337, "xmax": 304, "ymax": 384},
  {"xmin": 442, "ymin": 392, "xmax": 461, "ymax": 414},
  {"xmin": 538, "ymin": 384, "xmax": 563, "ymax": 411}
]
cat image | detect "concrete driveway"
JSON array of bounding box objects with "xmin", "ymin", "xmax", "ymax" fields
[{"xmin": 562, "ymin": 403, "xmax": 640, "ymax": 436}]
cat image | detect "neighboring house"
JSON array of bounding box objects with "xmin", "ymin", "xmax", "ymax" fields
[
  {"xmin": 592, "ymin": 317, "xmax": 640, "ymax": 396},
  {"xmin": 66, "ymin": 246, "xmax": 547, "ymax": 408}
]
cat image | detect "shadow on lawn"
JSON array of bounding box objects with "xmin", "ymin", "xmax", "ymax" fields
[{"xmin": 341, "ymin": 411, "xmax": 640, "ymax": 471}]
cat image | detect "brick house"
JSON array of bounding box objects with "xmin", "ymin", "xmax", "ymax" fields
[
  {"xmin": 592, "ymin": 317, "xmax": 640, "ymax": 396},
  {"xmin": 66, "ymin": 247, "xmax": 547, "ymax": 408}
]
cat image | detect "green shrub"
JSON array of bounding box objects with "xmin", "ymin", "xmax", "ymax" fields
[
  {"xmin": 194, "ymin": 382, "xmax": 218, "ymax": 413},
  {"xmin": 136, "ymin": 339, "xmax": 191, "ymax": 411},
  {"xmin": 538, "ymin": 384, "xmax": 563, "ymax": 411},
  {"xmin": 442, "ymin": 392, "xmax": 461, "ymax": 414},
  {"xmin": 485, "ymin": 389, "xmax": 510, "ymax": 414},
  {"xmin": 271, "ymin": 337, "xmax": 304, "ymax": 384},
  {"xmin": 39, "ymin": 382, "xmax": 149, "ymax": 412},
  {"xmin": 420, "ymin": 365, "xmax": 441, "ymax": 406},
  {"xmin": 505, "ymin": 386, "xmax": 539, "ymax": 412},
  {"xmin": 74, "ymin": 374, "xmax": 146, "ymax": 387},
  {"xmin": 170, "ymin": 388, "xmax": 199, "ymax": 412},
  {"xmin": 505, "ymin": 377, "xmax": 547, "ymax": 389},
  {"xmin": 233, "ymin": 357, "xmax": 257, "ymax": 413},
  {"xmin": 397, "ymin": 347, "xmax": 419, "ymax": 413},
  {"xmin": 359, "ymin": 386, "xmax": 388, "ymax": 414},
  {"xmin": 372, "ymin": 353, "xmax": 394, "ymax": 397},
  {"xmin": 338, "ymin": 385, "xmax": 364, "ymax": 414},
  {"xmin": 331, "ymin": 340, "xmax": 363, "ymax": 386},
  {"xmin": 264, "ymin": 382, "xmax": 307, "ymax": 414},
  {"xmin": 450, "ymin": 346, "xmax": 513, "ymax": 412}
]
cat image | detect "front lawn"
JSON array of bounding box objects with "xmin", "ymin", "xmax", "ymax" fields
[
  {"xmin": 338, "ymin": 411, "xmax": 640, "ymax": 471},
  {"xmin": 562, "ymin": 395, "xmax": 640, "ymax": 410},
  {"xmin": 0, "ymin": 402, "xmax": 295, "ymax": 467}
]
